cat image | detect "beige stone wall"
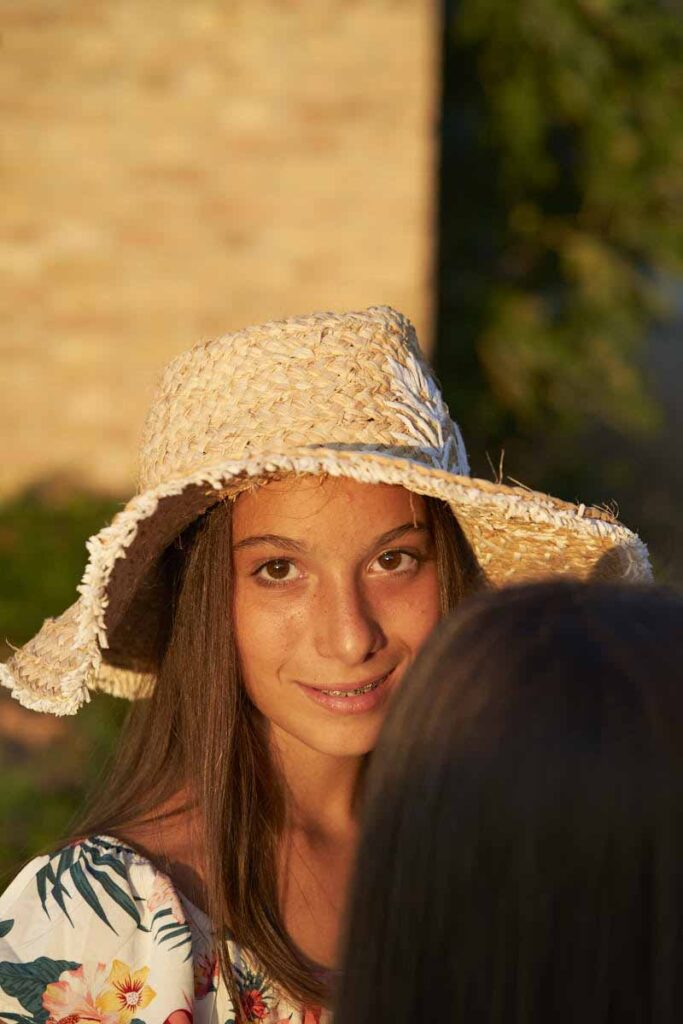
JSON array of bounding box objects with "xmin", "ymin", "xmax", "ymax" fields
[{"xmin": 1, "ymin": 0, "xmax": 438, "ymax": 496}]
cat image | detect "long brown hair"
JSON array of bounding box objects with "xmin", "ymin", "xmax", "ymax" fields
[
  {"xmin": 73, "ymin": 487, "xmax": 483, "ymax": 1016},
  {"xmin": 335, "ymin": 581, "xmax": 683, "ymax": 1024}
]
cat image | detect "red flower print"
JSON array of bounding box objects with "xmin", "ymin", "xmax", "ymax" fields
[
  {"xmin": 303, "ymin": 1008, "xmax": 323, "ymax": 1024},
  {"xmin": 240, "ymin": 988, "xmax": 268, "ymax": 1020},
  {"xmin": 162, "ymin": 1012, "xmax": 193, "ymax": 1024},
  {"xmin": 193, "ymin": 952, "xmax": 218, "ymax": 999}
]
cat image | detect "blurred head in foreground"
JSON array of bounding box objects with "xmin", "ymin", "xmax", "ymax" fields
[{"xmin": 336, "ymin": 580, "xmax": 683, "ymax": 1024}]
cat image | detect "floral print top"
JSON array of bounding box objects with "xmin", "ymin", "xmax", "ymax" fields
[{"xmin": 0, "ymin": 835, "xmax": 329, "ymax": 1024}]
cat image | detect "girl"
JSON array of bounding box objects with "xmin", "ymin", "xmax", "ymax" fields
[
  {"xmin": 336, "ymin": 580, "xmax": 683, "ymax": 1024},
  {"xmin": 0, "ymin": 307, "xmax": 650, "ymax": 1023}
]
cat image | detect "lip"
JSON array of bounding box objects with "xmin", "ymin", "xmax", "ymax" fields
[{"xmin": 296, "ymin": 669, "xmax": 396, "ymax": 715}]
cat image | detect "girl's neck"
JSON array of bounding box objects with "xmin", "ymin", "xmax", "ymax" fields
[
  {"xmin": 270, "ymin": 728, "xmax": 363, "ymax": 970},
  {"xmin": 269, "ymin": 725, "xmax": 365, "ymax": 842}
]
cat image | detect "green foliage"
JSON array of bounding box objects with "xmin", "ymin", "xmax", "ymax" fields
[
  {"xmin": 0, "ymin": 488, "xmax": 122, "ymax": 649},
  {"xmin": 436, "ymin": 0, "xmax": 683, "ymax": 445},
  {"xmin": 0, "ymin": 489, "xmax": 128, "ymax": 881}
]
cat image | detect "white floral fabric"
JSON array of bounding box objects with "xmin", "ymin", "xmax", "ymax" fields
[{"xmin": 0, "ymin": 836, "xmax": 329, "ymax": 1024}]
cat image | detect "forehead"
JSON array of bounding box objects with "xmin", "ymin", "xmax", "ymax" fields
[{"xmin": 232, "ymin": 475, "xmax": 424, "ymax": 538}]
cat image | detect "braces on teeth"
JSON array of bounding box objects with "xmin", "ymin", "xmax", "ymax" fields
[{"xmin": 320, "ymin": 677, "xmax": 384, "ymax": 697}]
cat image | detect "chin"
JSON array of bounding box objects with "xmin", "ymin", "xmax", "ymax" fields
[{"xmin": 307, "ymin": 720, "xmax": 384, "ymax": 759}]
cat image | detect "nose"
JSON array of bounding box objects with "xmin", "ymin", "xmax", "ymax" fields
[{"xmin": 312, "ymin": 574, "xmax": 386, "ymax": 667}]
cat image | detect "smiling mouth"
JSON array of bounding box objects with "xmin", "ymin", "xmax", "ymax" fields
[{"xmin": 316, "ymin": 672, "xmax": 391, "ymax": 698}]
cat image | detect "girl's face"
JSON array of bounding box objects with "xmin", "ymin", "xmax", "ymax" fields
[{"xmin": 232, "ymin": 476, "xmax": 442, "ymax": 759}]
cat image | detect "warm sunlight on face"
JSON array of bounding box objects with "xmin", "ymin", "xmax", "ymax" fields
[{"xmin": 232, "ymin": 476, "xmax": 442, "ymax": 760}]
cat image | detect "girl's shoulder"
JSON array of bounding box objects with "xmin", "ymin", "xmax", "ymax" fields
[
  {"xmin": 0, "ymin": 834, "xmax": 212, "ymax": 1023},
  {"xmin": 0, "ymin": 836, "xmax": 330, "ymax": 1024}
]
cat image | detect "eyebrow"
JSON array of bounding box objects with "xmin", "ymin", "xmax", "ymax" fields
[
  {"xmin": 232, "ymin": 521, "xmax": 427, "ymax": 554},
  {"xmin": 233, "ymin": 533, "xmax": 307, "ymax": 554}
]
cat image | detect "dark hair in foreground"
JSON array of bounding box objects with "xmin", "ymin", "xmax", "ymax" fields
[
  {"xmin": 335, "ymin": 580, "xmax": 683, "ymax": 1024},
  {"xmin": 73, "ymin": 492, "xmax": 482, "ymax": 1018}
]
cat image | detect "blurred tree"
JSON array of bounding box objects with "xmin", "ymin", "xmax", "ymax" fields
[
  {"xmin": 0, "ymin": 486, "xmax": 121, "ymax": 650},
  {"xmin": 436, "ymin": 0, "xmax": 683, "ymax": 474},
  {"xmin": 0, "ymin": 487, "xmax": 127, "ymax": 877}
]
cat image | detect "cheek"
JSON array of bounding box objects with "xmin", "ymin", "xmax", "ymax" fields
[
  {"xmin": 383, "ymin": 571, "xmax": 442, "ymax": 649},
  {"xmin": 233, "ymin": 588, "xmax": 305, "ymax": 684}
]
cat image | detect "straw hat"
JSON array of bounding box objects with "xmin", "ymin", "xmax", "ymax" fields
[{"xmin": 1, "ymin": 306, "xmax": 651, "ymax": 716}]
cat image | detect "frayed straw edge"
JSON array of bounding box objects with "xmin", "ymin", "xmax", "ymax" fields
[
  {"xmin": 0, "ymin": 658, "xmax": 92, "ymax": 717},
  {"xmin": 9, "ymin": 447, "xmax": 652, "ymax": 717},
  {"xmin": 74, "ymin": 448, "xmax": 653, "ymax": 657},
  {"xmin": 77, "ymin": 449, "xmax": 653, "ymax": 655}
]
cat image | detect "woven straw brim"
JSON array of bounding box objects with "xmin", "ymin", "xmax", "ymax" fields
[{"xmin": 0, "ymin": 446, "xmax": 651, "ymax": 716}]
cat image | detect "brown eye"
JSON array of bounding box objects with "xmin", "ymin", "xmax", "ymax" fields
[
  {"xmin": 264, "ymin": 559, "xmax": 292, "ymax": 580},
  {"xmin": 254, "ymin": 558, "xmax": 302, "ymax": 584},
  {"xmin": 378, "ymin": 551, "xmax": 403, "ymax": 571},
  {"xmin": 369, "ymin": 550, "xmax": 420, "ymax": 576}
]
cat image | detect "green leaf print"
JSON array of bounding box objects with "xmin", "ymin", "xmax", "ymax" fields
[
  {"xmin": 156, "ymin": 922, "xmax": 188, "ymax": 938},
  {"xmin": 35, "ymin": 869, "xmax": 47, "ymax": 919},
  {"xmin": 85, "ymin": 846, "xmax": 130, "ymax": 879},
  {"xmin": 0, "ymin": 920, "xmax": 14, "ymax": 938},
  {"xmin": 34, "ymin": 841, "xmax": 146, "ymax": 934},
  {"xmin": 83, "ymin": 862, "xmax": 143, "ymax": 928},
  {"xmin": 0, "ymin": 957, "xmax": 79, "ymax": 1024},
  {"xmin": 35, "ymin": 861, "xmax": 73, "ymax": 925},
  {"xmin": 69, "ymin": 860, "xmax": 116, "ymax": 932},
  {"xmin": 151, "ymin": 908, "xmax": 192, "ymax": 956},
  {"xmin": 55, "ymin": 845, "xmax": 75, "ymax": 877}
]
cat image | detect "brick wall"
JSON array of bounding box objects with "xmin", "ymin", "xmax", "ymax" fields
[{"xmin": 1, "ymin": 0, "xmax": 438, "ymax": 495}]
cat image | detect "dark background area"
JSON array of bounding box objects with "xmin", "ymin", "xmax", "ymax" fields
[{"xmin": 436, "ymin": 0, "xmax": 682, "ymax": 584}]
